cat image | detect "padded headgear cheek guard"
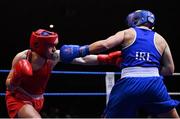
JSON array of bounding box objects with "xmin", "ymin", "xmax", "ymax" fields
[
  {"xmin": 30, "ymin": 29, "xmax": 58, "ymax": 58},
  {"xmin": 126, "ymin": 10, "xmax": 155, "ymax": 28}
]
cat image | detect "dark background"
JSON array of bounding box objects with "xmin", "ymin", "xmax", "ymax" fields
[{"xmin": 0, "ymin": 0, "xmax": 180, "ymax": 117}]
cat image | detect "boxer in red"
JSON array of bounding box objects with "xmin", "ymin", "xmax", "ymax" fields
[{"xmin": 5, "ymin": 29, "xmax": 122, "ymax": 118}]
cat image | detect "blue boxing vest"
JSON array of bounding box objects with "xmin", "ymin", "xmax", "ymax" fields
[{"xmin": 121, "ymin": 27, "xmax": 161, "ymax": 69}]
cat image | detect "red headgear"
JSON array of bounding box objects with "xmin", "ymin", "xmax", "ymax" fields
[{"xmin": 30, "ymin": 29, "xmax": 58, "ymax": 58}]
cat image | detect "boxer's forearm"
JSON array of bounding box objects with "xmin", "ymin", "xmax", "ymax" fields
[{"xmin": 71, "ymin": 55, "xmax": 99, "ymax": 65}]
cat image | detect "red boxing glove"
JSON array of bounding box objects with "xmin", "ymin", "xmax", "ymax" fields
[
  {"xmin": 11, "ymin": 59, "xmax": 32, "ymax": 86},
  {"xmin": 97, "ymin": 51, "xmax": 122, "ymax": 67}
]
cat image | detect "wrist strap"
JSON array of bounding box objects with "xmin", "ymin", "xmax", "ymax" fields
[{"xmin": 80, "ymin": 45, "xmax": 90, "ymax": 57}]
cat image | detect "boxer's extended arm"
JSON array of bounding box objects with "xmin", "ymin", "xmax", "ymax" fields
[
  {"xmin": 59, "ymin": 30, "xmax": 126, "ymax": 63},
  {"xmin": 71, "ymin": 51, "xmax": 122, "ymax": 67}
]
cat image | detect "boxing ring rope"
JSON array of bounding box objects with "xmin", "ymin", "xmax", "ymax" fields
[
  {"xmin": 1, "ymin": 69, "xmax": 180, "ymax": 75},
  {"xmin": 1, "ymin": 69, "xmax": 180, "ymax": 97},
  {"xmin": 0, "ymin": 69, "xmax": 121, "ymax": 75}
]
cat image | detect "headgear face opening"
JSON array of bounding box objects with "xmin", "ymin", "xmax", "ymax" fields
[
  {"xmin": 126, "ymin": 10, "xmax": 155, "ymax": 28},
  {"xmin": 30, "ymin": 29, "xmax": 58, "ymax": 58}
]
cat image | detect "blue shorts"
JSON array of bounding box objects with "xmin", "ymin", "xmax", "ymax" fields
[{"xmin": 103, "ymin": 76, "xmax": 179, "ymax": 118}]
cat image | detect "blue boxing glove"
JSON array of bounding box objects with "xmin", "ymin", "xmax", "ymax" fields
[{"xmin": 60, "ymin": 45, "xmax": 89, "ymax": 63}]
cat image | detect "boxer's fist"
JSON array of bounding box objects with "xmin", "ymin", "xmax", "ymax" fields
[
  {"xmin": 60, "ymin": 45, "xmax": 89, "ymax": 63},
  {"xmin": 11, "ymin": 59, "xmax": 32, "ymax": 86},
  {"xmin": 97, "ymin": 51, "xmax": 122, "ymax": 67}
]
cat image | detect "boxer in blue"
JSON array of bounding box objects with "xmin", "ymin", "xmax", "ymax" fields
[{"xmin": 60, "ymin": 10, "xmax": 179, "ymax": 118}]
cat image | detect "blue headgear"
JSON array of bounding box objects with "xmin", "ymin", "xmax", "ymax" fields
[{"xmin": 126, "ymin": 10, "xmax": 155, "ymax": 28}]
